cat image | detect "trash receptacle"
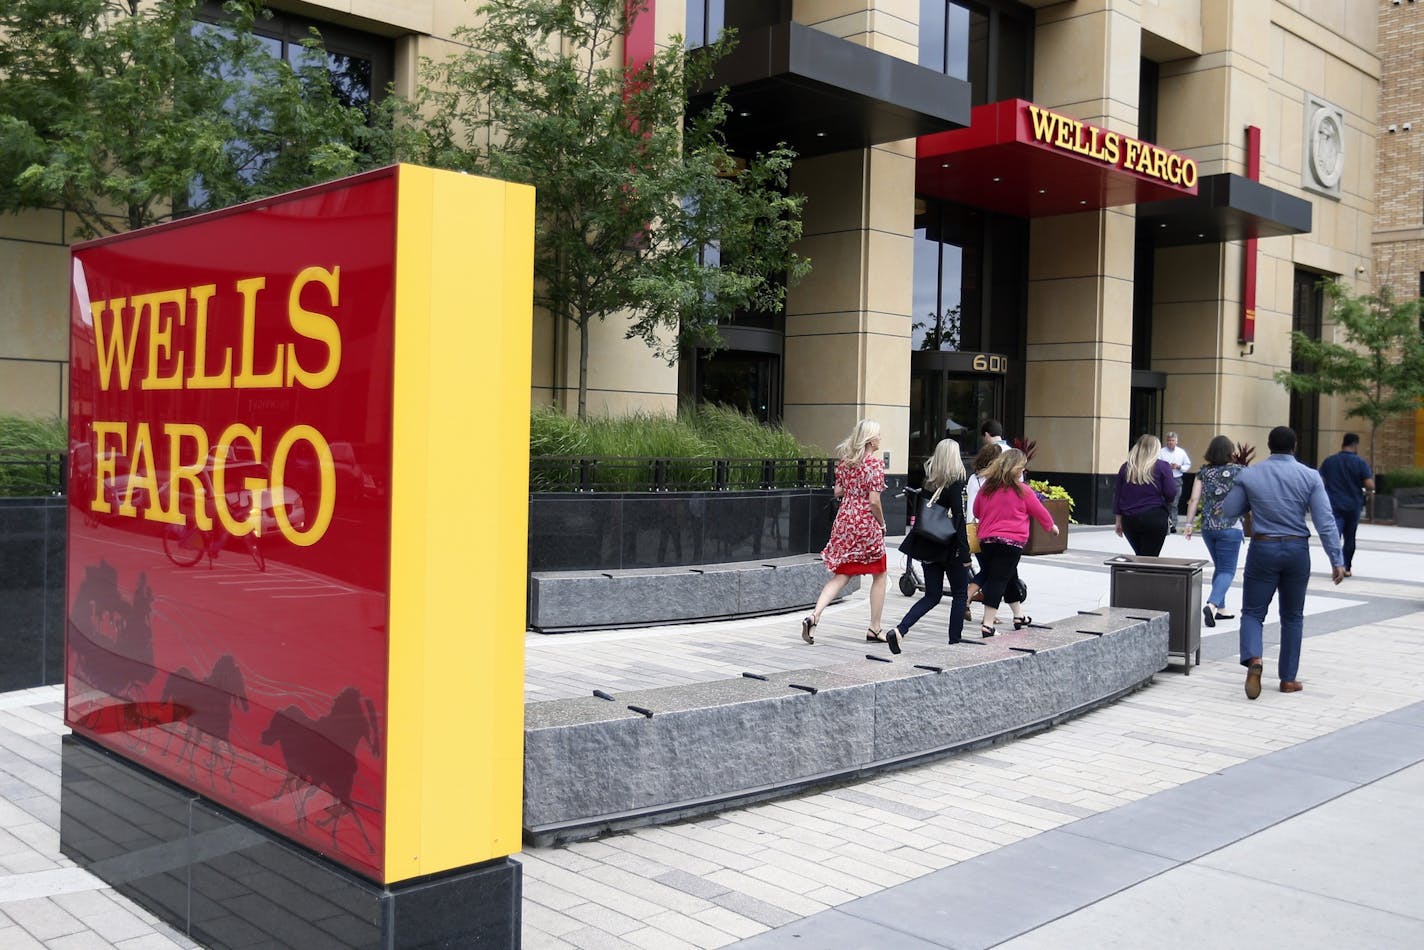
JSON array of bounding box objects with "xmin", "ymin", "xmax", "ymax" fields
[{"xmin": 1104, "ymin": 555, "xmax": 1208, "ymax": 674}]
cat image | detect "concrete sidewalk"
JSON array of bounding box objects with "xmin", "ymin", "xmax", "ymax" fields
[{"xmin": 2, "ymin": 523, "xmax": 1421, "ymax": 948}]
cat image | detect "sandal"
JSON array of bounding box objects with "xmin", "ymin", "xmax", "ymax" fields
[
  {"xmin": 800, "ymin": 616, "xmax": 816, "ymax": 645},
  {"xmin": 887, "ymin": 627, "xmax": 902, "ymax": 654},
  {"xmin": 980, "ymin": 623, "xmax": 995, "ymax": 638},
  {"xmin": 866, "ymin": 628, "xmax": 887, "ymax": 643},
  {"xmin": 1013, "ymin": 615, "xmax": 1033, "ymax": 630}
]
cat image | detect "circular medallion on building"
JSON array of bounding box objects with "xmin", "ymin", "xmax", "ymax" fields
[{"xmin": 1308, "ymin": 107, "xmax": 1345, "ymax": 189}]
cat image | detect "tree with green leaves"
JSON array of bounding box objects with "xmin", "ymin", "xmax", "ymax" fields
[
  {"xmin": 0, "ymin": 0, "xmax": 395, "ymax": 237},
  {"xmin": 1275, "ymin": 281, "xmax": 1424, "ymax": 472},
  {"xmin": 405, "ymin": 0, "xmax": 809, "ymax": 418}
]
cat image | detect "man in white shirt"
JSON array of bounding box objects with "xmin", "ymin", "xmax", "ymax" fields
[
  {"xmin": 980, "ymin": 419, "xmax": 1007, "ymax": 453},
  {"xmin": 1158, "ymin": 431, "xmax": 1191, "ymax": 532}
]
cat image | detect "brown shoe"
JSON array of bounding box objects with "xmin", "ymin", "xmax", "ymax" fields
[
  {"xmin": 1245, "ymin": 658, "xmax": 1263, "ymax": 700},
  {"xmin": 1280, "ymin": 680, "xmax": 1303, "ymax": 693}
]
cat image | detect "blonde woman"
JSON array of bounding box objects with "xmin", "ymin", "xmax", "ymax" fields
[
  {"xmin": 1113, "ymin": 434, "xmax": 1175, "ymax": 556},
  {"xmin": 885, "ymin": 439, "xmax": 972, "ymax": 652},
  {"xmin": 801, "ymin": 420, "xmax": 889, "ymax": 644},
  {"xmin": 972, "ymin": 449, "xmax": 1058, "ymax": 636}
]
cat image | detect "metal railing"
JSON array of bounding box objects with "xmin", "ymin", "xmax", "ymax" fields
[
  {"xmin": 530, "ymin": 455, "xmax": 836, "ymax": 492},
  {"xmin": 0, "ymin": 449, "xmax": 66, "ymax": 496},
  {"xmin": 0, "ymin": 451, "xmax": 834, "ymax": 496}
]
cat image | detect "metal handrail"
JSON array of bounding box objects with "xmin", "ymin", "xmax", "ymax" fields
[{"xmin": 0, "ymin": 449, "xmax": 66, "ymax": 496}]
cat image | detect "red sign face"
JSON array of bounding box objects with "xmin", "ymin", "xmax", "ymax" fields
[{"xmin": 67, "ymin": 170, "xmax": 398, "ymax": 879}]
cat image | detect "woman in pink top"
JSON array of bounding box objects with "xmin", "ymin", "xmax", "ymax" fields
[{"xmin": 971, "ymin": 449, "xmax": 1058, "ymax": 637}]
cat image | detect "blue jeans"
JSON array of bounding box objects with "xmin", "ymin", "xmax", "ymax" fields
[
  {"xmin": 1199, "ymin": 527, "xmax": 1242, "ymax": 609},
  {"xmin": 895, "ymin": 560, "xmax": 972, "ymax": 642},
  {"xmin": 1332, "ymin": 506, "xmax": 1360, "ymax": 570},
  {"xmin": 1238, "ymin": 537, "xmax": 1311, "ymax": 682}
]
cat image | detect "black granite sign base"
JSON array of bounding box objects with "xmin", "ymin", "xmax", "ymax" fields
[{"xmin": 60, "ymin": 735, "xmax": 520, "ymax": 949}]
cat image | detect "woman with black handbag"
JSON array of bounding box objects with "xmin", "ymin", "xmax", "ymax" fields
[{"xmin": 886, "ymin": 439, "xmax": 972, "ymax": 653}]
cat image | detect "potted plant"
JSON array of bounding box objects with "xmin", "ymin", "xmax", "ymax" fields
[
  {"xmin": 1233, "ymin": 442, "xmax": 1255, "ymax": 537},
  {"xmin": 1024, "ymin": 478, "xmax": 1073, "ymax": 555},
  {"xmin": 1009, "ymin": 438, "xmax": 1073, "ymax": 556}
]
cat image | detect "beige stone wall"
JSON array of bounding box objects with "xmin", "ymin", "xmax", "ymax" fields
[
  {"xmin": 0, "ymin": 0, "xmax": 1390, "ymax": 483},
  {"xmin": 1142, "ymin": 0, "xmax": 1379, "ymax": 460},
  {"xmin": 1023, "ymin": 4, "xmax": 1141, "ymax": 475},
  {"xmin": 1011, "ymin": 1, "xmax": 1378, "ymax": 474},
  {"xmin": 0, "ymin": 0, "xmax": 477, "ymax": 424},
  {"xmin": 795, "ymin": 0, "xmax": 917, "ymax": 60},
  {"xmin": 779, "ymin": 3, "xmax": 920, "ymax": 469},
  {"xmin": 782, "ymin": 143, "xmax": 916, "ymax": 467},
  {"xmin": 1373, "ymin": 0, "xmax": 1424, "ymax": 472},
  {"xmin": 0, "ymin": 210, "xmax": 71, "ymax": 419},
  {"xmin": 1267, "ymin": 2, "xmax": 1379, "ymax": 460}
]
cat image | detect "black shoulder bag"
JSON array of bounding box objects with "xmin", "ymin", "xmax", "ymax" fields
[{"xmin": 913, "ymin": 486, "xmax": 958, "ymax": 545}]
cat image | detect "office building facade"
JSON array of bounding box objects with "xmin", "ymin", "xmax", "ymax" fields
[{"xmin": 1, "ymin": 1, "xmax": 1383, "ymax": 519}]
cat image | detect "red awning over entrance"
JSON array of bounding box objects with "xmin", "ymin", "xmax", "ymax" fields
[{"xmin": 916, "ymin": 99, "xmax": 1199, "ymax": 217}]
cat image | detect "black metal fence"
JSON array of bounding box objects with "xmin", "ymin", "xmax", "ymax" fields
[
  {"xmin": 0, "ymin": 450, "xmax": 66, "ymax": 497},
  {"xmin": 530, "ymin": 455, "xmax": 836, "ymax": 492}
]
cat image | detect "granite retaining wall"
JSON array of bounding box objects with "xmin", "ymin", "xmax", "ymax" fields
[
  {"xmin": 0, "ymin": 496, "xmax": 66, "ymax": 691},
  {"xmin": 528, "ymin": 554, "xmax": 859, "ymax": 632},
  {"xmin": 523, "ymin": 608, "xmax": 1169, "ymax": 843}
]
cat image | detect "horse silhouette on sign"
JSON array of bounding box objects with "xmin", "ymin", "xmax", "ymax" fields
[
  {"xmin": 161, "ymin": 655, "xmax": 249, "ymax": 789},
  {"xmin": 69, "ymin": 562, "xmax": 159, "ymax": 742},
  {"xmin": 260, "ymin": 687, "xmax": 382, "ymax": 853}
]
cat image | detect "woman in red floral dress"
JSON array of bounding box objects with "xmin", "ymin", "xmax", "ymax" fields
[{"xmin": 801, "ymin": 419, "xmax": 890, "ymax": 644}]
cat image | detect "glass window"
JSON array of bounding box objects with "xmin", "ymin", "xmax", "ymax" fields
[
  {"xmin": 686, "ymin": 1, "xmax": 733, "ymax": 49},
  {"xmin": 1138, "ymin": 59, "xmax": 1160, "ymax": 143},
  {"xmin": 912, "ymin": 216, "xmax": 964, "ymax": 351},
  {"xmin": 994, "ymin": 12, "xmax": 1028, "ymax": 101},
  {"xmin": 920, "ymin": 0, "xmax": 1032, "ymax": 105},
  {"xmin": 198, "ymin": 2, "xmax": 390, "ymax": 112},
  {"xmin": 914, "ymin": 197, "xmax": 1027, "ymax": 357},
  {"xmin": 965, "ymin": 6, "xmax": 989, "ymax": 104},
  {"xmin": 943, "ymin": 377, "xmax": 997, "ymax": 458},
  {"xmin": 1291, "ymin": 269, "xmax": 1324, "ymax": 464},
  {"xmin": 697, "ymin": 351, "xmax": 781, "ymax": 423},
  {"xmin": 687, "ymin": 1, "xmax": 786, "ymax": 48},
  {"xmin": 188, "ymin": 3, "xmax": 391, "ymax": 205},
  {"xmin": 919, "ymin": 0, "xmax": 947, "ymax": 72}
]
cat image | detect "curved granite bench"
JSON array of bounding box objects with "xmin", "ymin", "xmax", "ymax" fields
[
  {"xmin": 527, "ymin": 554, "xmax": 858, "ymax": 632},
  {"xmin": 524, "ymin": 607, "xmax": 1169, "ymax": 844}
]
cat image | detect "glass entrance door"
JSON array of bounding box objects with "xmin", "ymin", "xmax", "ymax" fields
[{"xmin": 908, "ymin": 350, "xmax": 1007, "ymax": 487}]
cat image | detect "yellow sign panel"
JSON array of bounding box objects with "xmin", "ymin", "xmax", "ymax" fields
[{"xmin": 384, "ymin": 165, "xmax": 535, "ymax": 882}]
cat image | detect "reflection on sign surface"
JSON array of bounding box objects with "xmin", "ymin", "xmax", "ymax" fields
[{"xmin": 67, "ymin": 172, "xmax": 397, "ymax": 880}]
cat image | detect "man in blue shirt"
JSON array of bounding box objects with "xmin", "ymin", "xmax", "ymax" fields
[
  {"xmin": 1318, "ymin": 432, "xmax": 1375, "ymax": 577},
  {"xmin": 1223, "ymin": 426, "xmax": 1345, "ymax": 699}
]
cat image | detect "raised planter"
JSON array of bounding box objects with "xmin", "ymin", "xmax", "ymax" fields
[
  {"xmin": 528, "ymin": 554, "xmax": 857, "ymax": 632},
  {"xmin": 523, "ymin": 608, "xmax": 1169, "ymax": 843},
  {"xmin": 1024, "ymin": 497, "xmax": 1071, "ymax": 556},
  {"xmin": 527, "ymin": 487, "xmax": 837, "ymax": 572},
  {"xmin": 0, "ymin": 495, "xmax": 67, "ymax": 690},
  {"xmin": 1398, "ymin": 502, "xmax": 1424, "ymax": 528}
]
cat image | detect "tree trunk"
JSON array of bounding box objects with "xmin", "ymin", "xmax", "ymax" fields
[
  {"xmin": 577, "ymin": 314, "xmax": 589, "ymax": 420},
  {"xmin": 1367, "ymin": 422, "xmax": 1378, "ymax": 522}
]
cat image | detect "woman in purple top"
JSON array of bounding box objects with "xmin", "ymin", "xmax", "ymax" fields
[{"xmin": 1113, "ymin": 434, "xmax": 1175, "ymax": 556}]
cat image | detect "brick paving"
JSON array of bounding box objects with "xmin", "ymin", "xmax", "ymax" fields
[{"xmin": 1, "ymin": 524, "xmax": 1421, "ymax": 948}]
